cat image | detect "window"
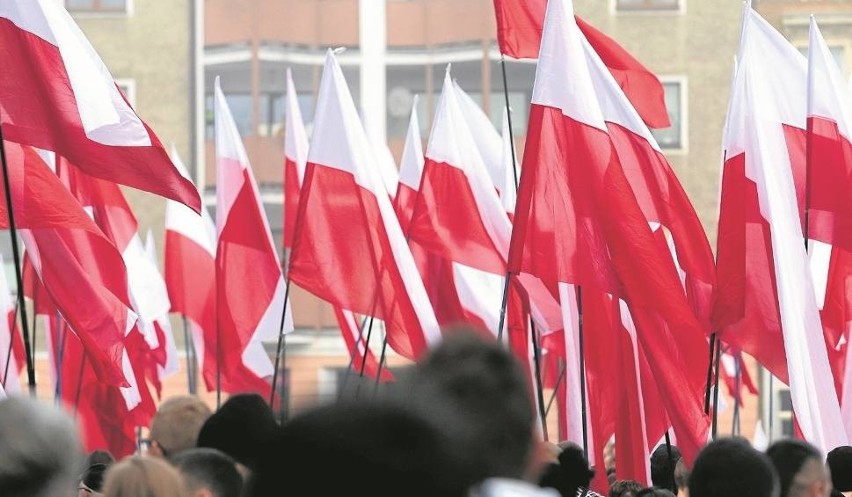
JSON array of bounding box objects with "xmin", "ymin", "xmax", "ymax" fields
[
  {"xmin": 615, "ymin": 0, "xmax": 681, "ymax": 11},
  {"xmin": 650, "ymin": 79, "xmax": 686, "ymax": 151},
  {"xmin": 66, "ymin": 0, "xmax": 128, "ymax": 13},
  {"xmin": 205, "ymin": 93, "xmax": 253, "ymax": 139}
]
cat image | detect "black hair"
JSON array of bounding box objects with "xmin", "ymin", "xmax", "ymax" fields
[
  {"xmin": 688, "ymin": 437, "xmax": 779, "ymax": 497},
  {"xmin": 765, "ymin": 439, "xmax": 823, "ymax": 497},
  {"xmin": 827, "ymin": 446, "xmax": 852, "ymax": 492},
  {"xmin": 650, "ymin": 444, "xmax": 682, "ymax": 492},
  {"xmin": 171, "ymin": 448, "xmax": 243, "ymax": 497}
]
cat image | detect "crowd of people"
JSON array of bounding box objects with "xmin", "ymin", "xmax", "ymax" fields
[{"xmin": 1, "ymin": 328, "xmax": 851, "ymax": 497}]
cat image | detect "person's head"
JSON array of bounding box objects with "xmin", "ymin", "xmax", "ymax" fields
[
  {"xmin": 609, "ymin": 480, "xmax": 645, "ymax": 497},
  {"xmin": 171, "ymin": 448, "xmax": 242, "ymax": 497},
  {"xmin": 85, "ymin": 451, "xmax": 115, "ymax": 468},
  {"xmin": 102, "ymin": 456, "xmax": 187, "ymax": 497},
  {"xmin": 196, "ymin": 393, "xmax": 279, "ymax": 475},
  {"xmin": 651, "ymin": 444, "xmax": 683, "ymax": 492},
  {"xmin": 766, "ymin": 440, "xmax": 831, "ymax": 497},
  {"xmin": 827, "ymin": 446, "xmax": 852, "ymax": 496},
  {"xmin": 78, "ymin": 463, "xmax": 110, "ymax": 497},
  {"xmin": 0, "ymin": 396, "xmax": 83, "ymax": 497},
  {"xmin": 637, "ymin": 489, "xmax": 677, "ymax": 497},
  {"xmin": 689, "ymin": 437, "xmax": 779, "ymax": 497},
  {"xmin": 558, "ymin": 442, "xmax": 596, "ymax": 490},
  {"xmin": 399, "ymin": 328, "xmax": 535, "ymax": 485},
  {"xmin": 249, "ymin": 400, "xmax": 467, "ymax": 497},
  {"xmin": 148, "ymin": 396, "xmax": 212, "ymax": 458}
]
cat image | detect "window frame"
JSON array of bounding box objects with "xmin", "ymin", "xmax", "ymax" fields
[
  {"xmin": 611, "ymin": 0, "xmax": 685, "ymax": 15},
  {"xmin": 65, "ymin": 0, "xmax": 133, "ymax": 17},
  {"xmin": 650, "ymin": 75, "xmax": 688, "ymax": 154}
]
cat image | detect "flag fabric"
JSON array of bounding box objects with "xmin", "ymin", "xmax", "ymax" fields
[
  {"xmin": 164, "ymin": 148, "xmax": 220, "ymax": 391},
  {"xmin": 720, "ymin": 347, "xmax": 758, "ymax": 407},
  {"xmin": 715, "ymin": 6, "xmax": 847, "ymax": 452},
  {"xmin": 288, "ymin": 51, "xmax": 441, "ymax": 360},
  {"xmin": 508, "ymin": 0, "xmax": 709, "ymax": 463},
  {"xmin": 283, "ymin": 68, "xmax": 309, "ymax": 249},
  {"xmin": 491, "ymin": 0, "xmax": 669, "ymax": 128},
  {"xmin": 143, "ymin": 231, "xmax": 180, "ymax": 385},
  {"xmin": 806, "ymin": 18, "xmax": 852, "ymax": 253},
  {"xmin": 0, "ymin": 1, "xmax": 200, "ymax": 211},
  {"xmin": 409, "ymin": 68, "xmax": 512, "ymax": 277},
  {"xmin": 394, "ymin": 98, "xmax": 425, "ymax": 233},
  {"xmin": 1, "ymin": 142, "xmax": 135, "ymax": 387},
  {"xmin": 214, "ymin": 78, "xmax": 292, "ymax": 395}
]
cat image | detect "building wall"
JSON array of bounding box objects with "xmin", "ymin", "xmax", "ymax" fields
[{"xmin": 72, "ymin": 0, "xmax": 193, "ymax": 249}]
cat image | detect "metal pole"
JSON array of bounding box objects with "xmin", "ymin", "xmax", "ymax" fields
[
  {"xmin": 577, "ymin": 286, "xmax": 589, "ymax": 458},
  {"xmin": 269, "ymin": 279, "xmax": 292, "ymax": 414},
  {"xmin": 711, "ymin": 337, "xmax": 723, "ymax": 438},
  {"xmin": 530, "ymin": 318, "xmax": 549, "ymax": 442},
  {"xmin": 704, "ymin": 333, "xmax": 717, "ymax": 414}
]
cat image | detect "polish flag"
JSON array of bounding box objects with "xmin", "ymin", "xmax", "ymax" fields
[
  {"xmin": 509, "ymin": 0, "xmax": 709, "ymax": 463},
  {"xmin": 0, "ymin": 1, "xmax": 200, "ymax": 211},
  {"xmin": 454, "ymin": 83, "xmax": 506, "ymax": 196},
  {"xmin": 164, "ymin": 148, "xmax": 219, "ymax": 391},
  {"xmin": 0, "ymin": 255, "xmax": 24, "ymax": 395},
  {"xmin": 410, "ymin": 69, "xmax": 512, "ymax": 277},
  {"xmin": 501, "ymin": 110, "xmax": 518, "ymax": 216},
  {"xmin": 288, "ymin": 51, "xmax": 441, "ymax": 360},
  {"xmin": 3, "ymin": 143, "xmax": 135, "ymax": 386},
  {"xmin": 214, "ymin": 78, "xmax": 293, "ymax": 395},
  {"xmin": 716, "ymin": 6, "xmax": 847, "ymax": 452},
  {"xmin": 394, "ymin": 97, "xmax": 425, "ymax": 233},
  {"xmin": 143, "ymin": 231, "xmax": 180, "ymax": 383},
  {"xmin": 333, "ymin": 307, "xmax": 393, "ymax": 382},
  {"xmin": 719, "ymin": 347, "xmax": 758, "ymax": 407},
  {"xmin": 491, "ymin": 0, "xmax": 669, "ymax": 129},
  {"xmin": 806, "ymin": 18, "xmax": 852, "ymax": 253},
  {"xmin": 283, "ymin": 68, "xmax": 309, "ymax": 250}
]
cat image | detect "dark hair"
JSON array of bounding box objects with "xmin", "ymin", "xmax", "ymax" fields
[
  {"xmin": 636, "ymin": 488, "xmax": 676, "ymax": 497},
  {"xmin": 765, "ymin": 439, "xmax": 823, "ymax": 497},
  {"xmin": 196, "ymin": 394, "xmax": 279, "ymax": 472},
  {"xmin": 85, "ymin": 450, "xmax": 115, "ymax": 467},
  {"xmin": 650, "ymin": 444, "xmax": 681, "ymax": 492},
  {"xmin": 609, "ymin": 480, "xmax": 644, "ymax": 497},
  {"xmin": 538, "ymin": 443, "xmax": 596, "ymax": 497},
  {"xmin": 688, "ymin": 438, "xmax": 779, "ymax": 497},
  {"xmin": 80, "ymin": 463, "xmax": 110, "ymax": 493},
  {"xmin": 399, "ymin": 328, "xmax": 535, "ymax": 485},
  {"xmin": 249, "ymin": 401, "xmax": 467, "ymax": 497},
  {"xmin": 827, "ymin": 446, "xmax": 852, "ymax": 492},
  {"xmin": 170, "ymin": 448, "xmax": 242, "ymax": 497}
]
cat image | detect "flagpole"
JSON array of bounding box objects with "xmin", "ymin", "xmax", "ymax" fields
[
  {"xmin": 577, "ymin": 286, "xmax": 589, "ymax": 458},
  {"xmin": 182, "ymin": 316, "xmax": 196, "ymax": 395},
  {"xmin": 529, "ymin": 318, "xmax": 549, "ymax": 442},
  {"xmin": 354, "ymin": 316, "xmax": 376, "ymax": 401},
  {"xmin": 711, "ymin": 337, "xmax": 722, "ymax": 438},
  {"xmin": 496, "ymin": 53, "xmax": 521, "ymax": 343},
  {"xmin": 704, "ymin": 333, "xmax": 717, "ymax": 414},
  {"xmin": 54, "ymin": 316, "xmax": 68, "ymax": 403},
  {"xmin": 269, "ymin": 278, "xmax": 292, "ymax": 419},
  {"xmin": 732, "ymin": 354, "xmax": 742, "ymax": 436},
  {"xmin": 665, "ymin": 431, "xmax": 675, "ymax": 490},
  {"xmin": 0, "ymin": 127, "xmax": 36, "ymax": 396},
  {"xmin": 2, "ymin": 303, "xmax": 18, "ymax": 387},
  {"xmin": 544, "ymin": 358, "xmax": 566, "ymax": 418},
  {"xmin": 338, "ymin": 313, "xmax": 371, "ymax": 399},
  {"xmin": 373, "ymin": 334, "xmax": 389, "ymax": 395}
]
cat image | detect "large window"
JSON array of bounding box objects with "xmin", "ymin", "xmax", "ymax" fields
[
  {"xmin": 66, "ymin": 0, "xmax": 128, "ymax": 13},
  {"xmin": 615, "ymin": 0, "xmax": 681, "ymax": 11},
  {"xmin": 650, "ymin": 79, "xmax": 686, "ymax": 151}
]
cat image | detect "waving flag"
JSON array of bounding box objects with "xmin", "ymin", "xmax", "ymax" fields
[
  {"xmin": 0, "ymin": 1, "xmax": 200, "ymax": 211},
  {"xmin": 283, "ymin": 69, "xmax": 309, "ymax": 249},
  {"xmin": 715, "ymin": 6, "xmax": 847, "ymax": 452},
  {"xmin": 214, "ymin": 78, "xmax": 292, "ymax": 395},
  {"xmin": 288, "ymin": 51, "xmax": 441, "ymax": 360},
  {"xmin": 509, "ymin": 0, "xmax": 709, "ymax": 463},
  {"xmin": 492, "ymin": 0, "xmax": 669, "ymax": 128}
]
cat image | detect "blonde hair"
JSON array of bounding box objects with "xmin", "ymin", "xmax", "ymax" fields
[
  {"xmin": 149, "ymin": 395, "xmax": 212, "ymax": 455},
  {"xmin": 102, "ymin": 456, "xmax": 187, "ymax": 497}
]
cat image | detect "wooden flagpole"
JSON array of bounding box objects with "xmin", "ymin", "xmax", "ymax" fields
[{"xmin": 0, "ymin": 126, "xmax": 36, "ymax": 396}]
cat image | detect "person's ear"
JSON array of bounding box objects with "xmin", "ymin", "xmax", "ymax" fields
[{"xmin": 195, "ymin": 489, "xmax": 214, "ymax": 497}]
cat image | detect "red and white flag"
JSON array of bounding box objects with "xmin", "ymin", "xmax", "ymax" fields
[
  {"xmin": 283, "ymin": 68, "xmax": 309, "ymax": 250},
  {"xmin": 509, "ymin": 0, "xmax": 709, "ymax": 463},
  {"xmin": 491, "ymin": 0, "xmax": 669, "ymax": 128},
  {"xmin": 716, "ymin": 6, "xmax": 847, "ymax": 452},
  {"xmin": 4, "ymin": 143, "xmax": 135, "ymax": 387},
  {"xmin": 143, "ymin": 231, "xmax": 180, "ymax": 383},
  {"xmin": 214, "ymin": 78, "xmax": 293, "ymax": 395},
  {"xmin": 164, "ymin": 149, "xmax": 219, "ymax": 391},
  {"xmin": 0, "ymin": 1, "xmax": 200, "ymax": 211},
  {"xmin": 394, "ymin": 98, "xmax": 425, "ymax": 232},
  {"xmin": 288, "ymin": 51, "xmax": 441, "ymax": 360}
]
